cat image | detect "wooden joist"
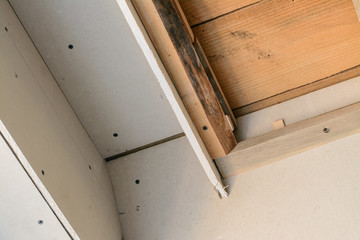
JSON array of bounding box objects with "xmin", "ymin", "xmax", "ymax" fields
[
  {"xmin": 132, "ymin": 0, "xmax": 237, "ymax": 158},
  {"xmin": 216, "ymin": 102, "xmax": 360, "ymax": 178}
]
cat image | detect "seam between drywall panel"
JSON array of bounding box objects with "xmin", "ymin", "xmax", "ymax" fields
[
  {"xmin": 116, "ymin": 0, "xmax": 228, "ymax": 198},
  {"xmin": 0, "ymin": 120, "xmax": 80, "ymax": 240}
]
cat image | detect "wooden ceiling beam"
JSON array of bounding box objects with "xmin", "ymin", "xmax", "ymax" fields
[{"xmin": 131, "ymin": 0, "xmax": 237, "ymax": 159}]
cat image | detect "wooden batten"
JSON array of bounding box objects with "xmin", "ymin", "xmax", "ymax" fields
[
  {"xmin": 216, "ymin": 102, "xmax": 360, "ymax": 178},
  {"xmin": 193, "ymin": 38, "xmax": 236, "ymax": 127},
  {"xmin": 132, "ymin": 0, "xmax": 237, "ymax": 158}
]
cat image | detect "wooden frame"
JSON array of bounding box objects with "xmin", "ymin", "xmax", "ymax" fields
[
  {"xmin": 216, "ymin": 102, "xmax": 360, "ymax": 178},
  {"xmin": 118, "ymin": 0, "xmax": 360, "ymax": 194},
  {"xmin": 131, "ymin": 0, "xmax": 237, "ymax": 159},
  {"xmin": 117, "ymin": 0, "xmax": 229, "ymax": 197}
]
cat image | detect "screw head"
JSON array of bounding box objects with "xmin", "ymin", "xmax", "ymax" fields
[{"xmin": 323, "ymin": 128, "xmax": 329, "ymax": 133}]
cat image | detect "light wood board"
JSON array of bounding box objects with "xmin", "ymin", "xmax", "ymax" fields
[
  {"xmin": 179, "ymin": 0, "xmax": 259, "ymax": 26},
  {"xmin": 217, "ymin": 102, "xmax": 360, "ymax": 178},
  {"xmin": 192, "ymin": 0, "xmax": 360, "ymax": 115}
]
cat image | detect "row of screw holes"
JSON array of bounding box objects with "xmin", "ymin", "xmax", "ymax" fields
[
  {"xmin": 4, "ymin": 26, "xmax": 83, "ymax": 227},
  {"xmin": 6, "ymin": 24, "xmax": 330, "ymax": 137},
  {"xmin": 11, "ymin": 24, "xmax": 332, "ymax": 217}
]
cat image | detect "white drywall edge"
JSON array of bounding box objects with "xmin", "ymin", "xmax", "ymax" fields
[
  {"xmin": 0, "ymin": 120, "xmax": 80, "ymax": 240},
  {"xmin": 116, "ymin": 0, "xmax": 228, "ymax": 198}
]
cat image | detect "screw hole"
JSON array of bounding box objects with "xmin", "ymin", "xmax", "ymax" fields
[
  {"xmin": 202, "ymin": 126, "xmax": 208, "ymax": 130},
  {"xmin": 41, "ymin": 170, "xmax": 45, "ymax": 175},
  {"xmin": 135, "ymin": 179, "xmax": 140, "ymax": 184},
  {"xmin": 68, "ymin": 44, "xmax": 73, "ymax": 49},
  {"xmin": 323, "ymin": 128, "xmax": 329, "ymax": 133},
  {"xmin": 38, "ymin": 220, "xmax": 44, "ymax": 225},
  {"xmin": 5, "ymin": 27, "xmax": 8, "ymax": 32},
  {"xmin": 113, "ymin": 133, "xmax": 118, "ymax": 137},
  {"xmin": 89, "ymin": 165, "xmax": 92, "ymax": 170}
]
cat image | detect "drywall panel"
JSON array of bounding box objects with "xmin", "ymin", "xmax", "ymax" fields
[
  {"xmin": 108, "ymin": 134, "xmax": 360, "ymax": 240},
  {"xmin": 9, "ymin": 0, "xmax": 182, "ymax": 158},
  {"xmin": 235, "ymin": 76, "xmax": 360, "ymax": 141},
  {"xmin": 0, "ymin": 134, "xmax": 72, "ymax": 240},
  {"xmin": 117, "ymin": 0, "xmax": 228, "ymax": 197},
  {"xmin": 0, "ymin": 1, "xmax": 122, "ymax": 239}
]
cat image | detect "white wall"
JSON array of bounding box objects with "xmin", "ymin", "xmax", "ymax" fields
[
  {"xmin": 0, "ymin": 1, "xmax": 122, "ymax": 239},
  {"xmin": 109, "ymin": 134, "xmax": 360, "ymax": 240},
  {"xmin": 108, "ymin": 77, "xmax": 360, "ymax": 239}
]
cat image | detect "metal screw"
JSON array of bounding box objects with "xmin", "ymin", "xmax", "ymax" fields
[{"xmin": 323, "ymin": 128, "xmax": 329, "ymax": 133}]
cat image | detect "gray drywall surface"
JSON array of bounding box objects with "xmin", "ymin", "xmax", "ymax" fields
[
  {"xmin": 109, "ymin": 134, "xmax": 360, "ymax": 240},
  {"xmin": 9, "ymin": 0, "xmax": 182, "ymax": 158},
  {"xmin": 0, "ymin": 135, "xmax": 72, "ymax": 240},
  {"xmin": 0, "ymin": 1, "xmax": 122, "ymax": 239},
  {"xmin": 108, "ymin": 78, "xmax": 360, "ymax": 239}
]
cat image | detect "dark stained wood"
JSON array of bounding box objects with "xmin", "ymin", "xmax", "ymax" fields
[
  {"xmin": 132, "ymin": 0, "xmax": 237, "ymax": 158},
  {"xmin": 193, "ymin": 38, "xmax": 236, "ymax": 126}
]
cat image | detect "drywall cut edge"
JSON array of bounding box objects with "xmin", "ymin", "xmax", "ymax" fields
[
  {"xmin": 216, "ymin": 102, "xmax": 360, "ymax": 178},
  {"xmin": 0, "ymin": 120, "xmax": 80, "ymax": 240},
  {"xmin": 116, "ymin": 0, "xmax": 228, "ymax": 198}
]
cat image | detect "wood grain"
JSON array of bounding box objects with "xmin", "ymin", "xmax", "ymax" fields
[
  {"xmin": 233, "ymin": 65, "xmax": 360, "ymax": 117},
  {"xmin": 119, "ymin": 0, "xmax": 228, "ymax": 197},
  {"xmin": 178, "ymin": 0, "xmax": 260, "ymax": 26},
  {"xmin": 193, "ymin": 0, "xmax": 360, "ymax": 112},
  {"xmin": 193, "ymin": 38, "xmax": 236, "ymax": 127},
  {"xmin": 216, "ymin": 102, "xmax": 360, "ymax": 178},
  {"xmin": 132, "ymin": 0, "xmax": 237, "ymax": 158}
]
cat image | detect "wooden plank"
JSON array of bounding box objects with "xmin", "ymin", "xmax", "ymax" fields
[
  {"xmin": 117, "ymin": 0, "xmax": 229, "ymax": 197},
  {"xmin": 193, "ymin": 38, "xmax": 236, "ymax": 127},
  {"xmin": 216, "ymin": 102, "xmax": 360, "ymax": 178},
  {"xmin": 132, "ymin": 0, "xmax": 237, "ymax": 159},
  {"xmin": 178, "ymin": 0, "xmax": 259, "ymax": 26},
  {"xmin": 193, "ymin": 0, "xmax": 360, "ymax": 112},
  {"xmin": 272, "ymin": 119, "xmax": 285, "ymax": 130},
  {"xmin": 233, "ymin": 65, "xmax": 360, "ymax": 117},
  {"xmin": 173, "ymin": 0, "xmax": 194, "ymax": 42}
]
